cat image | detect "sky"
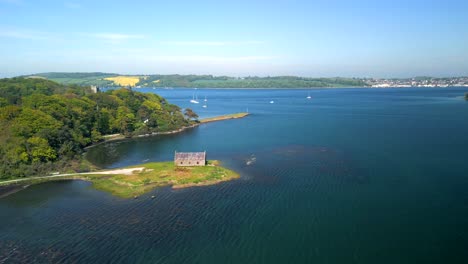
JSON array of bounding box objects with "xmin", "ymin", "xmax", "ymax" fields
[{"xmin": 0, "ymin": 0, "xmax": 467, "ymax": 78}]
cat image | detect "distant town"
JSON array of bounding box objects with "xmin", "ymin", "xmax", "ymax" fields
[{"xmin": 364, "ymin": 77, "xmax": 468, "ymax": 87}]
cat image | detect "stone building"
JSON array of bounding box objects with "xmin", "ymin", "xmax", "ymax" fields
[
  {"xmin": 90, "ymin": 85, "xmax": 100, "ymax": 93},
  {"xmin": 174, "ymin": 151, "xmax": 206, "ymax": 166}
]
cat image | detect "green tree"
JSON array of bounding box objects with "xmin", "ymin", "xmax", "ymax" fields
[
  {"xmin": 90, "ymin": 129, "xmax": 102, "ymax": 143},
  {"xmin": 114, "ymin": 106, "xmax": 136, "ymax": 136},
  {"xmin": 184, "ymin": 108, "xmax": 198, "ymax": 120},
  {"xmin": 26, "ymin": 137, "xmax": 56, "ymax": 162},
  {"xmin": 0, "ymin": 97, "xmax": 7, "ymax": 107}
]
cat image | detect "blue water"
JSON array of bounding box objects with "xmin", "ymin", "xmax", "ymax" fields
[{"xmin": 1, "ymin": 88, "xmax": 468, "ymax": 263}]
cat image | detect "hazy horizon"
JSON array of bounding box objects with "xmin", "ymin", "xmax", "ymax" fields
[
  {"xmin": 1, "ymin": 0, "xmax": 467, "ymax": 78},
  {"xmin": 4, "ymin": 71, "xmax": 468, "ymax": 80}
]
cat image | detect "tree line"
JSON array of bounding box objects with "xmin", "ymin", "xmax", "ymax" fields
[
  {"xmin": 29, "ymin": 72, "xmax": 368, "ymax": 88},
  {"xmin": 0, "ymin": 78, "xmax": 195, "ymax": 179}
]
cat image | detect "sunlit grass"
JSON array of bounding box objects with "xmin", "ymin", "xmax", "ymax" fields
[
  {"xmin": 104, "ymin": 76, "xmax": 140, "ymax": 86},
  {"xmin": 85, "ymin": 160, "xmax": 239, "ymax": 198}
]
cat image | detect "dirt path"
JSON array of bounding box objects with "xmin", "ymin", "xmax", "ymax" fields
[{"xmin": 0, "ymin": 168, "xmax": 145, "ymax": 185}]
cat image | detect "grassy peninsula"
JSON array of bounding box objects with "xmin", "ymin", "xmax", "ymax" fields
[
  {"xmin": 88, "ymin": 160, "xmax": 239, "ymax": 198},
  {"xmin": 0, "ymin": 161, "xmax": 239, "ymax": 199},
  {"xmin": 0, "ymin": 78, "xmax": 194, "ymax": 179}
]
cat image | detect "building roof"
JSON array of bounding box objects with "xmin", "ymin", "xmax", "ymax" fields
[{"xmin": 174, "ymin": 152, "xmax": 206, "ymax": 161}]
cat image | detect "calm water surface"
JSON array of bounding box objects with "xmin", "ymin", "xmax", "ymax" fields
[{"xmin": 1, "ymin": 88, "xmax": 468, "ymax": 263}]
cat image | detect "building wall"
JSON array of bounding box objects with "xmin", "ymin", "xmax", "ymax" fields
[{"xmin": 175, "ymin": 159, "xmax": 205, "ymax": 166}]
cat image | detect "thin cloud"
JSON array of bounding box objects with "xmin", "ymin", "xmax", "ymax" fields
[
  {"xmin": 147, "ymin": 55, "xmax": 275, "ymax": 63},
  {"xmin": 0, "ymin": 0, "xmax": 24, "ymax": 5},
  {"xmin": 161, "ymin": 40, "xmax": 264, "ymax": 46},
  {"xmin": 93, "ymin": 33, "xmax": 145, "ymax": 40},
  {"xmin": 64, "ymin": 2, "xmax": 81, "ymax": 9},
  {"xmin": 91, "ymin": 33, "xmax": 146, "ymax": 43},
  {"xmin": 63, "ymin": 52, "xmax": 276, "ymax": 64},
  {"xmin": 0, "ymin": 29, "xmax": 50, "ymax": 40}
]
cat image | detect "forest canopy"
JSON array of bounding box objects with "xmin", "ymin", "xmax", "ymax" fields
[{"xmin": 0, "ymin": 78, "xmax": 193, "ymax": 179}]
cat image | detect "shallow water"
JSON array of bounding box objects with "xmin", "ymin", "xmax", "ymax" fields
[{"xmin": 1, "ymin": 88, "xmax": 468, "ymax": 263}]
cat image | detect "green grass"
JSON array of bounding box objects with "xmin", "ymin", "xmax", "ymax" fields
[{"xmin": 85, "ymin": 160, "xmax": 239, "ymax": 198}]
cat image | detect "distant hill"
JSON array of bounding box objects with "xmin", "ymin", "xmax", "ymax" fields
[
  {"xmin": 27, "ymin": 72, "xmax": 119, "ymax": 86},
  {"xmin": 27, "ymin": 72, "xmax": 369, "ymax": 88}
]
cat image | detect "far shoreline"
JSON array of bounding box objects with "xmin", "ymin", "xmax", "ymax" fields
[{"xmin": 128, "ymin": 86, "xmax": 468, "ymax": 90}]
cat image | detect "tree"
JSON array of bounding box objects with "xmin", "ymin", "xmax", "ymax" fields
[
  {"xmin": 114, "ymin": 106, "xmax": 136, "ymax": 136},
  {"xmin": 184, "ymin": 108, "xmax": 198, "ymax": 120},
  {"xmin": 0, "ymin": 97, "xmax": 7, "ymax": 107},
  {"xmin": 26, "ymin": 137, "xmax": 56, "ymax": 162},
  {"xmin": 465, "ymin": 93, "xmax": 468, "ymax": 101}
]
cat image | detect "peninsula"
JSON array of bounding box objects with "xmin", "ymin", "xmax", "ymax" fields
[{"xmin": 0, "ymin": 160, "xmax": 239, "ymax": 199}]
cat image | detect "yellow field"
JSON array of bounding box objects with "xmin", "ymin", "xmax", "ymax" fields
[{"xmin": 104, "ymin": 76, "xmax": 140, "ymax": 86}]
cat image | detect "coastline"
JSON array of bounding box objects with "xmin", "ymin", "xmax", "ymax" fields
[
  {"xmin": 0, "ymin": 184, "xmax": 30, "ymax": 199},
  {"xmin": 133, "ymin": 85, "xmax": 468, "ymax": 90},
  {"xmin": 86, "ymin": 112, "xmax": 249, "ymax": 149},
  {"xmin": 0, "ymin": 113, "xmax": 249, "ymax": 197},
  {"xmin": 0, "ymin": 161, "xmax": 240, "ymax": 199}
]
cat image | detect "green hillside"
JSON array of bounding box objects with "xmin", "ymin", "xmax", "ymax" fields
[
  {"xmin": 28, "ymin": 72, "xmax": 368, "ymax": 88},
  {"xmin": 0, "ymin": 78, "xmax": 194, "ymax": 179}
]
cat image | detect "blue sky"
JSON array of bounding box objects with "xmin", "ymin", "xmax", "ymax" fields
[{"xmin": 0, "ymin": 0, "xmax": 467, "ymax": 77}]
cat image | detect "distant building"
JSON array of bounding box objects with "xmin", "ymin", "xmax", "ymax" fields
[
  {"xmin": 90, "ymin": 85, "xmax": 100, "ymax": 93},
  {"xmin": 174, "ymin": 151, "xmax": 206, "ymax": 166}
]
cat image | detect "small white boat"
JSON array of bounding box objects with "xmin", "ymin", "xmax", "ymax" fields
[
  {"xmin": 202, "ymin": 104, "xmax": 207, "ymax": 108},
  {"xmin": 204, "ymin": 96, "xmax": 207, "ymax": 102},
  {"xmin": 307, "ymin": 92, "xmax": 311, "ymax": 99},
  {"xmin": 270, "ymin": 100, "xmax": 275, "ymax": 104},
  {"xmin": 190, "ymin": 93, "xmax": 199, "ymax": 104}
]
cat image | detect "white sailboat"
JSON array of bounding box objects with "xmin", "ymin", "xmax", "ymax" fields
[
  {"xmin": 190, "ymin": 93, "xmax": 199, "ymax": 104},
  {"xmin": 307, "ymin": 91, "xmax": 311, "ymax": 99},
  {"xmin": 204, "ymin": 96, "xmax": 207, "ymax": 102}
]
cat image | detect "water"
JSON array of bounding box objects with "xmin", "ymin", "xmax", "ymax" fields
[{"xmin": 1, "ymin": 88, "xmax": 468, "ymax": 263}]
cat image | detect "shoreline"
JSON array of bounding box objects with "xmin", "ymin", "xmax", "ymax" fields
[
  {"xmin": 0, "ymin": 113, "xmax": 249, "ymax": 196},
  {"xmin": 129, "ymin": 85, "xmax": 468, "ymax": 90},
  {"xmin": 0, "ymin": 161, "xmax": 240, "ymax": 198},
  {"xmin": 86, "ymin": 113, "xmax": 249, "ymax": 149}
]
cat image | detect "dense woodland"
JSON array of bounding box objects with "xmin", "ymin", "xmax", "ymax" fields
[
  {"xmin": 0, "ymin": 78, "xmax": 194, "ymax": 179},
  {"xmin": 29, "ymin": 72, "xmax": 368, "ymax": 88},
  {"xmin": 141, "ymin": 75, "xmax": 367, "ymax": 88}
]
